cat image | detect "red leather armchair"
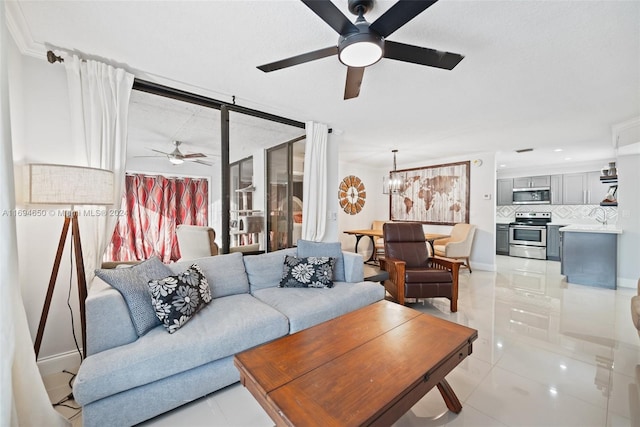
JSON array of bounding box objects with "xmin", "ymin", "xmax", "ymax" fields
[{"xmin": 381, "ymin": 222, "xmax": 462, "ymax": 312}]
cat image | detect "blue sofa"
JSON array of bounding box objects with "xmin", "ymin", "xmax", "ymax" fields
[{"xmin": 72, "ymin": 246, "xmax": 385, "ymax": 426}]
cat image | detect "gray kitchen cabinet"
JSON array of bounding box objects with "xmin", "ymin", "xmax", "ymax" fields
[
  {"xmin": 546, "ymin": 225, "xmax": 561, "ymax": 261},
  {"xmin": 562, "ymin": 171, "xmax": 603, "ymax": 204},
  {"xmin": 561, "ymin": 229, "xmax": 618, "ymax": 289},
  {"xmin": 550, "ymin": 175, "xmax": 563, "ymax": 204},
  {"xmin": 496, "ymin": 223, "xmax": 510, "ymax": 255},
  {"xmin": 586, "ymin": 171, "xmax": 603, "ymax": 204},
  {"xmin": 497, "ymin": 179, "xmax": 513, "ymax": 206},
  {"xmin": 513, "ymin": 175, "xmax": 550, "ymax": 188}
]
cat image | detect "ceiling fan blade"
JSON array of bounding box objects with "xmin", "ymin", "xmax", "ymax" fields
[
  {"xmin": 344, "ymin": 67, "xmax": 365, "ymax": 100},
  {"xmin": 258, "ymin": 46, "xmax": 338, "ymax": 72},
  {"xmin": 300, "ymin": 0, "xmax": 358, "ymax": 35},
  {"xmin": 384, "ymin": 40, "xmax": 464, "ymax": 70},
  {"xmin": 183, "ymin": 153, "xmax": 206, "ymax": 159},
  {"xmin": 150, "ymin": 149, "xmax": 170, "ymax": 155},
  {"xmin": 370, "ymin": 0, "xmax": 438, "ymax": 38},
  {"xmin": 192, "ymin": 159, "xmax": 213, "ymax": 166}
]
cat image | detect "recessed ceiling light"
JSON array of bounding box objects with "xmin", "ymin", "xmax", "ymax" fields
[
  {"xmin": 499, "ymin": 164, "xmax": 507, "ymax": 168},
  {"xmin": 564, "ymin": 157, "xmax": 572, "ymax": 161},
  {"xmin": 554, "ymin": 148, "xmax": 563, "ymax": 152}
]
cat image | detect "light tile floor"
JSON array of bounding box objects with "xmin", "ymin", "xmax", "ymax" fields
[{"xmin": 47, "ymin": 255, "xmax": 640, "ymax": 426}]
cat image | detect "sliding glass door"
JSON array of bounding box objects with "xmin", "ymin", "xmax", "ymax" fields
[{"xmin": 266, "ymin": 137, "xmax": 305, "ymax": 251}]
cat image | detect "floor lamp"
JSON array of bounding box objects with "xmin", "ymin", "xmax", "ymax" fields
[{"xmin": 23, "ymin": 164, "xmax": 114, "ymax": 359}]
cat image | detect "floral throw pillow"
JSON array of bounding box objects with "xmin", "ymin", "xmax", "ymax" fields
[
  {"xmin": 279, "ymin": 256, "xmax": 336, "ymax": 289},
  {"xmin": 148, "ymin": 264, "xmax": 212, "ymax": 334}
]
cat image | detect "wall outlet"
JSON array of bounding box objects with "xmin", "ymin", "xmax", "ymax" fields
[
  {"xmin": 622, "ymin": 209, "xmax": 631, "ymax": 218},
  {"xmin": 483, "ymin": 193, "xmax": 491, "ymax": 200},
  {"xmin": 328, "ymin": 212, "xmax": 337, "ymax": 221}
]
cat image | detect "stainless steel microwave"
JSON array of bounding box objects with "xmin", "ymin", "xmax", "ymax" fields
[{"xmin": 512, "ymin": 187, "xmax": 551, "ymax": 204}]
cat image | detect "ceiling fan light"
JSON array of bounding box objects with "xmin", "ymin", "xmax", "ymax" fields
[
  {"xmin": 169, "ymin": 156, "xmax": 184, "ymax": 165},
  {"xmin": 339, "ymin": 41, "xmax": 383, "ymax": 67},
  {"xmin": 338, "ymin": 29, "xmax": 384, "ymax": 68}
]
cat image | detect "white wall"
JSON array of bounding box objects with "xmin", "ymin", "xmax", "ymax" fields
[
  {"xmin": 338, "ymin": 150, "xmax": 497, "ymax": 271},
  {"xmin": 9, "ymin": 43, "xmax": 84, "ymax": 367},
  {"xmin": 616, "ymin": 153, "xmax": 640, "ymax": 288},
  {"xmin": 337, "ymin": 154, "xmax": 388, "ymax": 259}
]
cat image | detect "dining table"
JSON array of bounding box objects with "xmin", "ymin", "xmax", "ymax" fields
[{"xmin": 343, "ymin": 228, "xmax": 449, "ymax": 264}]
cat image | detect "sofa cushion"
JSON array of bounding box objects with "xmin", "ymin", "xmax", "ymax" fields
[
  {"xmin": 73, "ymin": 294, "xmax": 289, "ymax": 405},
  {"xmin": 279, "ymin": 256, "xmax": 336, "ymax": 288},
  {"xmin": 253, "ymin": 281, "xmax": 385, "ymax": 333},
  {"xmin": 297, "ymin": 240, "xmax": 345, "ymax": 281},
  {"xmin": 95, "ymin": 257, "xmax": 173, "ymax": 336},
  {"xmin": 169, "ymin": 252, "xmax": 249, "ymax": 298},
  {"xmin": 244, "ymin": 248, "xmax": 297, "ymax": 291},
  {"xmin": 149, "ymin": 264, "xmax": 212, "ymax": 334}
]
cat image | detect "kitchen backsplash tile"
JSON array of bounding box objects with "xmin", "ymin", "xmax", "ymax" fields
[{"xmin": 496, "ymin": 204, "xmax": 618, "ymax": 224}]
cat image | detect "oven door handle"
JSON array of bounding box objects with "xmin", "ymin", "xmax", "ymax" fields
[
  {"xmin": 510, "ymin": 244, "xmax": 545, "ymax": 249},
  {"xmin": 510, "ymin": 225, "xmax": 547, "ymax": 231}
]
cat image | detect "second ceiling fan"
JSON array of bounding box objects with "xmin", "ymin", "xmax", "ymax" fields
[
  {"xmin": 258, "ymin": 0, "xmax": 464, "ymax": 100},
  {"xmin": 149, "ymin": 141, "xmax": 213, "ymax": 166}
]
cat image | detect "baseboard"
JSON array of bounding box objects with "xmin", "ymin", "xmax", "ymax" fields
[
  {"xmin": 618, "ymin": 277, "xmax": 638, "ymax": 289},
  {"xmin": 468, "ymin": 261, "xmax": 496, "ymax": 272},
  {"xmin": 37, "ymin": 349, "xmax": 82, "ymax": 377}
]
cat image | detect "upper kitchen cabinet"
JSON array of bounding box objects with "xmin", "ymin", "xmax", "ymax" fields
[
  {"xmin": 562, "ymin": 171, "xmax": 602, "ymax": 204},
  {"xmin": 513, "ymin": 175, "xmax": 551, "ymax": 188},
  {"xmin": 497, "ymin": 179, "xmax": 513, "ymax": 206},
  {"xmin": 550, "ymin": 175, "xmax": 563, "ymax": 204}
]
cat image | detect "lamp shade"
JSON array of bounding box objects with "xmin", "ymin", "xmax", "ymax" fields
[{"xmin": 23, "ymin": 164, "xmax": 114, "ymax": 205}]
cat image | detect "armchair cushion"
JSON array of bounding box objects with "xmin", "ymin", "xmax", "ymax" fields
[
  {"xmin": 405, "ymin": 268, "xmax": 452, "ymax": 283},
  {"xmin": 382, "ymin": 223, "xmax": 430, "ymax": 268}
]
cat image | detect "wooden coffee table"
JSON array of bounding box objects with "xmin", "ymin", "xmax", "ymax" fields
[{"xmin": 234, "ymin": 300, "xmax": 478, "ymax": 426}]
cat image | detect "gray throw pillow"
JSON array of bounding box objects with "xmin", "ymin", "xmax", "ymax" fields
[
  {"xmin": 297, "ymin": 240, "xmax": 345, "ymax": 281},
  {"xmin": 95, "ymin": 257, "xmax": 173, "ymax": 336}
]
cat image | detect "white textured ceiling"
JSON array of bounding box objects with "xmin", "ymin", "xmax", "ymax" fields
[{"xmin": 7, "ymin": 0, "xmax": 640, "ymax": 171}]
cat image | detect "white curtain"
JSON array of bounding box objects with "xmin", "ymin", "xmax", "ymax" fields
[
  {"xmin": 301, "ymin": 121, "xmax": 329, "ymax": 241},
  {"xmin": 64, "ymin": 55, "xmax": 134, "ymax": 283},
  {"xmin": 0, "ymin": 7, "xmax": 69, "ymax": 426}
]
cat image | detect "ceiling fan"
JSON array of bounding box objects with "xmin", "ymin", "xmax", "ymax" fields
[
  {"xmin": 148, "ymin": 141, "xmax": 213, "ymax": 166},
  {"xmin": 257, "ymin": 0, "xmax": 464, "ymax": 100}
]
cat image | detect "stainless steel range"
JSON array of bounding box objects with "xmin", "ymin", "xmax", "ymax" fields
[{"xmin": 509, "ymin": 212, "xmax": 551, "ymax": 260}]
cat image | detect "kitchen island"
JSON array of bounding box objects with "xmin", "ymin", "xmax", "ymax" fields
[{"xmin": 559, "ymin": 224, "xmax": 622, "ymax": 289}]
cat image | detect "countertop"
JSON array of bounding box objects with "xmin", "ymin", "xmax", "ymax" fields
[{"xmin": 559, "ymin": 224, "xmax": 623, "ymax": 234}]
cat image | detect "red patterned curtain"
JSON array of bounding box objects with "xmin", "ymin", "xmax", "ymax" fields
[{"xmin": 107, "ymin": 174, "xmax": 209, "ymax": 263}]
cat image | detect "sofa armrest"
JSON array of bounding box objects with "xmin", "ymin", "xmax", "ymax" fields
[
  {"xmin": 342, "ymin": 251, "xmax": 364, "ymax": 282},
  {"xmin": 85, "ymin": 277, "xmax": 138, "ymax": 356}
]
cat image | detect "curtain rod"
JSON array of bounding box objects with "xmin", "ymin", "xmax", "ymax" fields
[
  {"xmin": 47, "ymin": 51, "xmax": 65, "ymax": 63},
  {"xmin": 45, "ymin": 50, "xmax": 332, "ymax": 134}
]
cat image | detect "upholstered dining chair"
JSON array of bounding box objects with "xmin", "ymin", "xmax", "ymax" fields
[
  {"xmin": 432, "ymin": 223, "xmax": 476, "ymax": 273},
  {"xmin": 176, "ymin": 225, "xmax": 219, "ymax": 261},
  {"xmin": 381, "ymin": 222, "xmax": 462, "ymax": 312}
]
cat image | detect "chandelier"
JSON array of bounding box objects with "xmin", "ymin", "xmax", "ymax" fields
[{"xmin": 383, "ymin": 149, "xmax": 402, "ymax": 195}]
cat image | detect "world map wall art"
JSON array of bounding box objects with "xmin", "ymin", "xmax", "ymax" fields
[{"xmin": 389, "ymin": 161, "xmax": 470, "ymax": 225}]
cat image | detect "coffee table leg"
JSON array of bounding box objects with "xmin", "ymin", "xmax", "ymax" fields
[{"xmin": 437, "ymin": 379, "xmax": 462, "ymax": 413}]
